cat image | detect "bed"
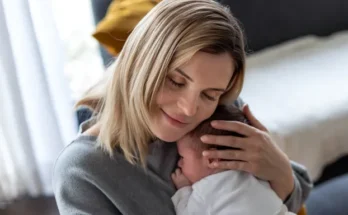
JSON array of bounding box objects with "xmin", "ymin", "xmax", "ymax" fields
[{"xmin": 241, "ymin": 31, "xmax": 348, "ymax": 180}]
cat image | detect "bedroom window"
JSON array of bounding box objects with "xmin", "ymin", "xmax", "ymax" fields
[{"xmin": 52, "ymin": 0, "xmax": 104, "ymax": 100}]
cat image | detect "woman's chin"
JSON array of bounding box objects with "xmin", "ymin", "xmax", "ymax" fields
[{"xmin": 154, "ymin": 131, "xmax": 184, "ymax": 143}]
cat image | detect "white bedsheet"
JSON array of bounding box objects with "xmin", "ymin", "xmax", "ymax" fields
[{"xmin": 241, "ymin": 31, "xmax": 348, "ymax": 180}]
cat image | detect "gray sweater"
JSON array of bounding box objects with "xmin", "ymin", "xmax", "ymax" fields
[{"xmin": 53, "ymin": 103, "xmax": 312, "ymax": 215}]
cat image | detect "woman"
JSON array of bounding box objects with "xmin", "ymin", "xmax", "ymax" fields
[{"xmin": 53, "ymin": 0, "xmax": 312, "ymax": 214}]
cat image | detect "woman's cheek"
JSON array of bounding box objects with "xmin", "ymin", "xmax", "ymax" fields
[
  {"xmin": 200, "ymin": 103, "xmax": 218, "ymax": 121},
  {"xmin": 156, "ymin": 87, "xmax": 174, "ymax": 106}
]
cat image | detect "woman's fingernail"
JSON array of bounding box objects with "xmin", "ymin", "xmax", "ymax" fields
[
  {"xmin": 213, "ymin": 162, "xmax": 218, "ymax": 167},
  {"xmin": 211, "ymin": 121, "xmax": 218, "ymax": 126},
  {"xmin": 201, "ymin": 136, "xmax": 208, "ymax": 142},
  {"xmin": 202, "ymin": 151, "xmax": 209, "ymax": 156}
]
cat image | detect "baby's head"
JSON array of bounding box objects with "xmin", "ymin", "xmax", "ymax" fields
[{"xmin": 177, "ymin": 105, "xmax": 249, "ymax": 184}]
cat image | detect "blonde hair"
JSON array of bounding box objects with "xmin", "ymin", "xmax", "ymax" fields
[{"xmin": 76, "ymin": 0, "xmax": 246, "ymax": 166}]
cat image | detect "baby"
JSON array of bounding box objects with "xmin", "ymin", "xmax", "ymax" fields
[{"xmin": 171, "ymin": 105, "xmax": 295, "ymax": 215}]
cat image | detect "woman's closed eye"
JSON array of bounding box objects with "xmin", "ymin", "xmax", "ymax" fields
[
  {"xmin": 202, "ymin": 90, "xmax": 224, "ymax": 101},
  {"xmin": 167, "ymin": 76, "xmax": 222, "ymax": 101},
  {"xmin": 168, "ymin": 78, "xmax": 185, "ymax": 88},
  {"xmin": 202, "ymin": 93, "xmax": 217, "ymax": 101}
]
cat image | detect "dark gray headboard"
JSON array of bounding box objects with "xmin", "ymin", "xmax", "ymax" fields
[
  {"xmin": 91, "ymin": 0, "xmax": 348, "ymax": 63},
  {"xmin": 220, "ymin": 0, "xmax": 348, "ymax": 53}
]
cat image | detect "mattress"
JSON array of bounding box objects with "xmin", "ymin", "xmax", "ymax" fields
[{"xmin": 240, "ymin": 31, "xmax": 348, "ymax": 180}]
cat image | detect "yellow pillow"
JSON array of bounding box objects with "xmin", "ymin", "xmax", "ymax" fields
[
  {"xmin": 297, "ymin": 205, "xmax": 307, "ymax": 215},
  {"xmin": 93, "ymin": 0, "xmax": 161, "ymax": 56}
]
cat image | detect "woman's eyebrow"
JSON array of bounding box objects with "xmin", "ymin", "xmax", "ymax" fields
[
  {"xmin": 175, "ymin": 68, "xmax": 226, "ymax": 91},
  {"xmin": 175, "ymin": 68, "xmax": 193, "ymax": 82},
  {"xmin": 207, "ymin": 88, "xmax": 225, "ymax": 92}
]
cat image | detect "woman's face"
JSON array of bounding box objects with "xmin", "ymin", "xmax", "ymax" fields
[{"xmin": 150, "ymin": 51, "xmax": 234, "ymax": 142}]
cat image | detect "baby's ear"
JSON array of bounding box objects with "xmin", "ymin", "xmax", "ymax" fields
[
  {"xmin": 204, "ymin": 157, "xmax": 219, "ymax": 166},
  {"xmin": 203, "ymin": 157, "xmax": 220, "ymax": 168},
  {"xmin": 202, "ymin": 148, "xmax": 219, "ymax": 167}
]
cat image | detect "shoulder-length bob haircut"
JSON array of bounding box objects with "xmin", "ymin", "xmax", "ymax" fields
[{"xmin": 76, "ymin": 0, "xmax": 246, "ymax": 166}]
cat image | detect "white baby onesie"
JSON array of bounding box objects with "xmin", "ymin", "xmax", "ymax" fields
[{"xmin": 172, "ymin": 170, "xmax": 296, "ymax": 215}]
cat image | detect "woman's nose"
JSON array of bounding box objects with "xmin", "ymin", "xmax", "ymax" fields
[{"xmin": 177, "ymin": 93, "xmax": 198, "ymax": 117}]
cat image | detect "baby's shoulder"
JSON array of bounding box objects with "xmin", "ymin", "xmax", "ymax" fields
[{"xmin": 194, "ymin": 171, "xmax": 270, "ymax": 196}]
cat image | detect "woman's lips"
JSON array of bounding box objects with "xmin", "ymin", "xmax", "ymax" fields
[{"xmin": 161, "ymin": 109, "xmax": 188, "ymax": 128}]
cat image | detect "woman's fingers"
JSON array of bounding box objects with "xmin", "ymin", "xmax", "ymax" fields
[
  {"xmin": 201, "ymin": 135, "xmax": 248, "ymax": 149},
  {"xmin": 242, "ymin": 104, "xmax": 268, "ymax": 132},
  {"xmin": 210, "ymin": 120, "xmax": 257, "ymax": 136},
  {"xmin": 202, "ymin": 149, "xmax": 249, "ymax": 161},
  {"xmin": 211, "ymin": 160, "xmax": 253, "ymax": 172}
]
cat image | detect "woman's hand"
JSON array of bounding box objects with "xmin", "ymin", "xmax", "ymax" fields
[{"xmin": 200, "ymin": 104, "xmax": 294, "ymax": 200}]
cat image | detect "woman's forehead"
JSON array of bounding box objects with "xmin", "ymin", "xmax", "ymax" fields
[{"xmin": 177, "ymin": 52, "xmax": 234, "ymax": 87}]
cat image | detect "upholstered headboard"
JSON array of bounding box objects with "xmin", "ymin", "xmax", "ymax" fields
[
  {"xmin": 219, "ymin": 0, "xmax": 348, "ymax": 53},
  {"xmin": 90, "ymin": 0, "xmax": 348, "ymax": 62}
]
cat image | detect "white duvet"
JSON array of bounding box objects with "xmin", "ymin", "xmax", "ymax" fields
[{"xmin": 241, "ymin": 31, "xmax": 348, "ymax": 180}]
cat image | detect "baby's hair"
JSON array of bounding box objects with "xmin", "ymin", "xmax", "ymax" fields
[{"xmin": 189, "ymin": 105, "xmax": 250, "ymax": 150}]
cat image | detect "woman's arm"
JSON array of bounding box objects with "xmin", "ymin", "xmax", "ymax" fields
[
  {"xmin": 53, "ymin": 143, "xmax": 122, "ymax": 215},
  {"xmin": 285, "ymin": 161, "xmax": 312, "ymax": 212}
]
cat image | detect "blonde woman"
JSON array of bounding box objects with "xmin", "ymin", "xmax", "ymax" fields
[{"xmin": 53, "ymin": 0, "xmax": 312, "ymax": 214}]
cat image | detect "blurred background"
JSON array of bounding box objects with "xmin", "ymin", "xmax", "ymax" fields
[{"xmin": 0, "ymin": 0, "xmax": 347, "ymax": 214}]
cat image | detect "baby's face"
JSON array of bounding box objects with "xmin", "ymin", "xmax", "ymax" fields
[{"xmin": 177, "ymin": 135, "xmax": 211, "ymax": 184}]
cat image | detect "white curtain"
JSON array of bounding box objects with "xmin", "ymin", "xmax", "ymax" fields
[{"xmin": 0, "ymin": 0, "xmax": 77, "ymax": 204}]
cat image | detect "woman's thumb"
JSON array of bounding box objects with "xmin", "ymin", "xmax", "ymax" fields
[{"xmin": 242, "ymin": 104, "xmax": 268, "ymax": 132}]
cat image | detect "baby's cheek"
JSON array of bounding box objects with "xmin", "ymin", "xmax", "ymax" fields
[
  {"xmin": 181, "ymin": 165, "xmax": 191, "ymax": 178},
  {"xmin": 182, "ymin": 164, "xmax": 197, "ymax": 183}
]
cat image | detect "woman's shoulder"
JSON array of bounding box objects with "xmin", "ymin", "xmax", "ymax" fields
[
  {"xmin": 53, "ymin": 136, "xmax": 108, "ymax": 179},
  {"xmin": 54, "ymin": 115, "xmax": 104, "ymax": 171},
  {"xmin": 53, "ymin": 134, "xmax": 137, "ymax": 179},
  {"xmin": 53, "ymin": 135, "xmax": 138, "ymax": 193},
  {"xmin": 56, "ymin": 135, "xmax": 98, "ymax": 159},
  {"xmin": 53, "ymin": 136, "xmax": 127, "ymax": 214}
]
